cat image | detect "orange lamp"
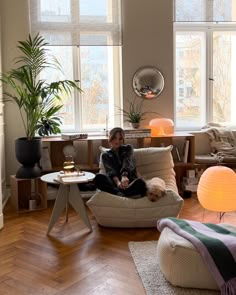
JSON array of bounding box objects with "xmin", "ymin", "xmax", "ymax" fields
[
  {"xmin": 197, "ymin": 166, "xmax": 236, "ymax": 213},
  {"xmin": 149, "ymin": 118, "xmax": 174, "ymax": 136}
]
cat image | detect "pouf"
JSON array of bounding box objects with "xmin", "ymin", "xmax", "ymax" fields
[{"xmin": 157, "ymin": 224, "xmax": 236, "ymax": 290}]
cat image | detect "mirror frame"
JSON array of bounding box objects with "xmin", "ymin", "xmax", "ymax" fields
[{"xmin": 132, "ymin": 66, "xmax": 165, "ymax": 99}]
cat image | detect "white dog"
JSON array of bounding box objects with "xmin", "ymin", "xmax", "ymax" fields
[{"xmin": 145, "ymin": 177, "xmax": 166, "ymax": 202}]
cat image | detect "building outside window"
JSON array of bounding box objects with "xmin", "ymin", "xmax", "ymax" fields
[{"xmin": 174, "ymin": 0, "xmax": 236, "ymax": 130}]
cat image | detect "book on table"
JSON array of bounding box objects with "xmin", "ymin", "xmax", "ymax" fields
[
  {"xmin": 124, "ymin": 128, "xmax": 151, "ymax": 138},
  {"xmin": 125, "ymin": 132, "xmax": 151, "ymax": 138},
  {"xmin": 54, "ymin": 171, "xmax": 88, "ymax": 184},
  {"xmin": 61, "ymin": 133, "xmax": 88, "ymax": 140}
]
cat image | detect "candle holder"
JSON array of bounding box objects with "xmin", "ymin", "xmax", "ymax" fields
[{"xmin": 63, "ymin": 156, "xmax": 75, "ymax": 174}]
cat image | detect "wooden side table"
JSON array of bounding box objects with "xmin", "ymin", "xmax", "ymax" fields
[
  {"xmin": 41, "ymin": 171, "xmax": 95, "ymax": 234},
  {"xmin": 10, "ymin": 175, "xmax": 47, "ymax": 212}
]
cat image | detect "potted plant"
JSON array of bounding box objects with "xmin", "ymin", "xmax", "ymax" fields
[
  {"xmin": 119, "ymin": 96, "xmax": 159, "ymax": 129},
  {"xmin": 0, "ymin": 33, "xmax": 82, "ymax": 178}
]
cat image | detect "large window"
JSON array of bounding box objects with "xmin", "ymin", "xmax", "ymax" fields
[
  {"xmin": 44, "ymin": 45, "xmax": 121, "ymax": 132},
  {"xmin": 29, "ymin": 0, "xmax": 122, "ymax": 132},
  {"xmin": 175, "ymin": 0, "xmax": 236, "ymax": 130}
]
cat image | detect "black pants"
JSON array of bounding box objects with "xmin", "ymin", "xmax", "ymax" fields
[{"xmin": 94, "ymin": 173, "xmax": 147, "ymax": 199}]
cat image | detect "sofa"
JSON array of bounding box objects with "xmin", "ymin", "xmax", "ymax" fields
[
  {"xmin": 191, "ymin": 127, "xmax": 236, "ymax": 165},
  {"xmin": 86, "ymin": 145, "xmax": 184, "ymax": 228}
]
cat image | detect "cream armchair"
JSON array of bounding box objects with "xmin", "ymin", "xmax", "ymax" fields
[{"xmin": 86, "ymin": 146, "xmax": 183, "ymax": 228}]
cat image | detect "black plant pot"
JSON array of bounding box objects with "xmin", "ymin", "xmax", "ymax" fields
[{"xmin": 15, "ymin": 137, "xmax": 42, "ymax": 179}]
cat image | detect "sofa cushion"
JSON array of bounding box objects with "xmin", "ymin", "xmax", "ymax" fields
[{"xmin": 86, "ymin": 190, "xmax": 183, "ymax": 228}]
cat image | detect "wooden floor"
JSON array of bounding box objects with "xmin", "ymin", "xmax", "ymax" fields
[{"xmin": 0, "ymin": 196, "xmax": 236, "ymax": 295}]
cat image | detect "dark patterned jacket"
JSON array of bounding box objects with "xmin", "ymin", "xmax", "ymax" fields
[{"xmin": 102, "ymin": 144, "xmax": 138, "ymax": 184}]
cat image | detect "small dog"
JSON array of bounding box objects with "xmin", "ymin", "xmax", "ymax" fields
[{"xmin": 145, "ymin": 177, "xmax": 166, "ymax": 202}]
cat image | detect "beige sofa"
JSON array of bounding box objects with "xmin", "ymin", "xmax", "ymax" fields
[
  {"xmin": 86, "ymin": 146, "xmax": 184, "ymax": 228},
  {"xmin": 191, "ymin": 129, "xmax": 236, "ymax": 164}
]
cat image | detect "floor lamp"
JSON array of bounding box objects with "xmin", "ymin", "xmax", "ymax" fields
[{"xmin": 197, "ymin": 166, "xmax": 236, "ymax": 220}]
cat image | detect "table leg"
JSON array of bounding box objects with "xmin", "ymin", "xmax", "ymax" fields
[
  {"xmin": 65, "ymin": 191, "xmax": 69, "ymax": 222},
  {"xmin": 47, "ymin": 184, "xmax": 68, "ymax": 234},
  {"xmin": 68, "ymin": 184, "xmax": 92, "ymax": 232}
]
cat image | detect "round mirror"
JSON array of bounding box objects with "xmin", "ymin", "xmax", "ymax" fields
[{"xmin": 132, "ymin": 66, "xmax": 164, "ymax": 99}]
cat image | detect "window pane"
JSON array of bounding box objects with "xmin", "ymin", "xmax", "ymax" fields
[
  {"xmin": 213, "ymin": 31, "xmax": 236, "ymax": 123},
  {"xmin": 43, "ymin": 46, "xmax": 75, "ymax": 130},
  {"xmin": 40, "ymin": 0, "xmax": 71, "ymax": 22},
  {"xmin": 80, "ymin": 0, "xmax": 107, "ymax": 18},
  {"xmin": 213, "ymin": 0, "xmax": 236, "ymax": 22},
  {"xmin": 80, "ymin": 46, "xmax": 114, "ymax": 131},
  {"xmin": 175, "ymin": 0, "xmax": 205, "ymax": 22},
  {"xmin": 175, "ymin": 32, "xmax": 206, "ymax": 129},
  {"xmin": 175, "ymin": 0, "xmax": 236, "ymax": 22}
]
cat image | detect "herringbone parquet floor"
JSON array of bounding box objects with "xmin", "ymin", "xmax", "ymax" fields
[{"xmin": 0, "ymin": 196, "xmax": 235, "ymax": 295}]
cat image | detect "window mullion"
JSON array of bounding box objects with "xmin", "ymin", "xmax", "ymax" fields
[
  {"xmin": 206, "ymin": 29, "xmax": 213, "ymax": 123},
  {"xmin": 206, "ymin": 0, "xmax": 214, "ymax": 22},
  {"xmin": 73, "ymin": 46, "xmax": 82, "ymax": 131}
]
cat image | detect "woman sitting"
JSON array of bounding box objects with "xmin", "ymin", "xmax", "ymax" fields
[{"xmin": 94, "ymin": 127, "xmax": 147, "ymax": 198}]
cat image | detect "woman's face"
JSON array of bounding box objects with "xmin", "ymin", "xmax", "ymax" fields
[{"xmin": 110, "ymin": 132, "xmax": 124, "ymax": 150}]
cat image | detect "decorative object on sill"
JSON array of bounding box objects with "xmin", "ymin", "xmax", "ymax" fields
[
  {"xmin": 149, "ymin": 118, "xmax": 174, "ymax": 136},
  {"xmin": 117, "ymin": 96, "xmax": 159, "ymax": 128},
  {"xmin": 197, "ymin": 166, "xmax": 236, "ymax": 219},
  {"xmin": 132, "ymin": 66, "xmax": 164, "ymax": 99},
  {"xmin": 130, "ymin": 122, "xmax": 140, "ymax": 129}
]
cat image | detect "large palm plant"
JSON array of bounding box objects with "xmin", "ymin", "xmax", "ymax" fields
[{"xmin": 0, "ymin": 33, "xmax": 82, "ymax": 139}]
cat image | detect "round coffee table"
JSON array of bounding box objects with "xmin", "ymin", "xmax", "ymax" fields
[{"xmin": 41, "ymin": 171, "xmax": 95, "ymax": 234}]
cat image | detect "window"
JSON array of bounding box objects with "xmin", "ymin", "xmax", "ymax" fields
[
  {"xmin": 44, "ymin": 45, "xmax": 121, "ymax": 132},
  {"xmin": 29, "ymin": 0, "xmax": 122, "ymax": 132},
  {"xmin": 174, "ymin": 0, "xmax": 236, "ymax": 130}
]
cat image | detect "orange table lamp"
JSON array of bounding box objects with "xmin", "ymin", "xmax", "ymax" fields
[{"xmin": 149, "ymin": 118, "xmax": 174, "ymax": 136}]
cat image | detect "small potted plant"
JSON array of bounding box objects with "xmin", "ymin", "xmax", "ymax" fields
[
  {"xmin": 0, "ymin": 33, "xmax": 82, "ymax": 178},
  {"xmin": 119, "ymin": 96, "xmax": 159, "ymax": 129}
]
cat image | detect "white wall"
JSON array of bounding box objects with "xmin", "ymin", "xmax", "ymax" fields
[{"xmin": 0, "ymin": 0, "xmax": 174, "ymax": 182}]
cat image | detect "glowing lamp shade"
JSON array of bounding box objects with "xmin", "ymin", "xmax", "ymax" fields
[
  {"xmin": 149, "ymin": 118, "xmax": 174, "ymax": 136},
  {"xmin": 197, "ymin": 166, "xmax": 236, "ymax": 212}
]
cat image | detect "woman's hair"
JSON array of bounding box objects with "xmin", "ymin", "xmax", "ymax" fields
[{"xmin": 109, "ymin": 127, "xmax": 125, "ymax": 143}]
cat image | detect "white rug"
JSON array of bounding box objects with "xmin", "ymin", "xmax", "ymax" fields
[{"xmin": 128, "ymin": 241, "xmax": 220, "ymax": 295}]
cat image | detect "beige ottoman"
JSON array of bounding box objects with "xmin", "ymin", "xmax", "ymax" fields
[{"xmin": 157, "ymin": 225, "xmax": 235, "ymax": 290}]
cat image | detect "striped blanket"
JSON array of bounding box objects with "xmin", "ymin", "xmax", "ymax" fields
[{"xmin": 157, "ymin": 218, "xmax": 236, "ymax": 295}]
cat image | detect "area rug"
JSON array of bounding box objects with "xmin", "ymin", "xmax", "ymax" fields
[{"xmin": 128, "ymin": 241, "xmax": 220, "ymax": 295}]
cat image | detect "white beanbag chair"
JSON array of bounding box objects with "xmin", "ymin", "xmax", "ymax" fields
[{"xmin": 86, "ymin": 146, "xmax": 183, "ymax": 227}]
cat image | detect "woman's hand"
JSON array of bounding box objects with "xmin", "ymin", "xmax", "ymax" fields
[
  {"xmin": 114, "ymin": 176, "xmax": 129, "ymax": 189},
  {"xmin": 120, "ymin": 176, "xmax": 129, "ymax": 189}
]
